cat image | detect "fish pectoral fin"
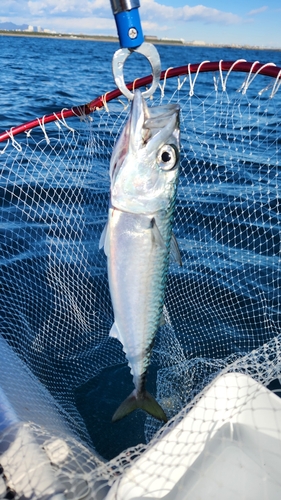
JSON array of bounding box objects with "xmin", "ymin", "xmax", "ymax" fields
[
  {"xmin": 112, "ymin": 389, "xmax": 167, "ymax": 423},
  {"xmin": 99, "ymin": 221, "xmax": 109, "ymax": 256},
  {"xmin": 159, "ymin": 312, "xmax": 166, "ymax": 327},
  {"xmin": 151, "ymin": 218, "xmax": 166, "ymax": 250},
  {"xmin": 170, "ymin": 232, "xmax": 182, "ymax": 266}
]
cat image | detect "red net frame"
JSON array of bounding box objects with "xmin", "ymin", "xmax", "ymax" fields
[{"xmin": 1, "ymin": 60, "xmax": 281, "ymax": 143}]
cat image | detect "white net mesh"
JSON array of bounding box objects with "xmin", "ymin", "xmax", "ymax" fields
[{"xmin": 0, "ymin": 60, "xmax": 281, "ymax": 499}]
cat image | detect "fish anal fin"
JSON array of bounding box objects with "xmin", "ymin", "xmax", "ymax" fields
[
  {"xmin": 112, "ymin": 389, "xmax": 167, "ymax": 423},
  {"xmin": 151, "ymin": 218, "xmax": 166, "ymax": 250},
  {"xmin": 99, "ymin": 221, "xmax": 109, "ymax": 256},
  {"xmin": 170, "ymin": 232, "xmax": 182, "ymax": 266}
]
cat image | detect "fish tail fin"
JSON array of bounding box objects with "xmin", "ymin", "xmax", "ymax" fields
[{"xmin": 112, "ymin": 390, "xmax": 167, "ymax": 423}]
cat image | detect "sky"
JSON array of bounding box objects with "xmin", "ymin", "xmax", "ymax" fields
[{"xmin": 1, "ymin": 0, "xmax": 281, "ymax": 48}]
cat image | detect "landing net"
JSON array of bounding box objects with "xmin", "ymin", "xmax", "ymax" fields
[{"xmin": 0, "ymin": 60, "xmax": 281, "ymax": 499}]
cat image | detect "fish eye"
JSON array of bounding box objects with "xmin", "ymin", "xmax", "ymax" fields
[{"xmin": 157, "ymin": 144, "xmax": 178, "ymax": 171}]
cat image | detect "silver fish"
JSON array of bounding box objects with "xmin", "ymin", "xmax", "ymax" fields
[{"xmin": 100, "ymin": 90, "xmax": 181, "ymax": 422}]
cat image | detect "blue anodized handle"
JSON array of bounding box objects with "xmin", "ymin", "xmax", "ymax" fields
[{"xmin": 110, "ymin": 0, "xmax": 145, "ymax": 49}]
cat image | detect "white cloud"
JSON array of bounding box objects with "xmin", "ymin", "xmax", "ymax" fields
[
  {"xmin": 1, "ymin": 0, "xmax": 244, "ymax": 35},
  {"xmin": 45, "ymin": 16, "xmax": 115, "ymax": 33},
  {"xmin": 4, "ymin": 0, "xmax": 243, "ymax": 25},
  {"xmin": 2, "ymin": 0, "xmax": 29, "ymax": 16},
  {"xmin": 182, "ymin": 5, "xmax": 241, "ymax": 24},
  {"xmin": 141, "ymin": 0, "xmax": 242, "ymax": 25},
  {"xmin": 247, "ymin": 6, "xmax": 268, "ymax": 16},
  {"xmin": 142, "ymin": 20, "xmax": 169, "ymax": 32},
  {"xmin": 1, "ymin": 0, "xmax": 115, "ymax": 32},
  {"xmin": 27, "ymin": 0, "xmax": 111, "ymax": 17}
]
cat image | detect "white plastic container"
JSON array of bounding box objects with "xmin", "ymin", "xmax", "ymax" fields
[{"xmin": 107, "ymin": 372, "xmax": 281, "ymax": 500}]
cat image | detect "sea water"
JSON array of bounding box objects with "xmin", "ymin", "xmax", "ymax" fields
[{"xmin": 1, "ymin": 36, "xmax": 281, "ymax": 131}]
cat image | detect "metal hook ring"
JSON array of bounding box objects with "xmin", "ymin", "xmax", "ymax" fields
[{"xmin": 112, "ymin": 42, "xmax": 161, "ymax": 100}]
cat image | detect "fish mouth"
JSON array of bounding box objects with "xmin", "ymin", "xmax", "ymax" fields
[
  {"xmin": 131, "ymin": 89, "xmax": 180, "ymax": 122},
  {"xmin": 130, "ymin": 89, "xmax": 180, "ymax": 142},
  {"xmin": 130, "ymin": 90, "xmax": 180, "ymax": 152}
]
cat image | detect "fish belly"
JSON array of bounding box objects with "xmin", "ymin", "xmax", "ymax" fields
[{"xmin": 107, "ymin": 207, "xmax": 170, "ymax": 390}]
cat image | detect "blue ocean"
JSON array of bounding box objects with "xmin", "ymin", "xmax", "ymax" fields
[
  {"xmin": 0, "ymin": 35, "xmax": 281, "ymax": 460},
  {"xmin": 1, "ymin": 36, "xmax": 281, "ymax": 130}
]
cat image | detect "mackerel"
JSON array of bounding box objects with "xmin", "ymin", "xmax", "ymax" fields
[{"xmin": 100, "ymin": 90, "xmax": 181, "ymax": 422}]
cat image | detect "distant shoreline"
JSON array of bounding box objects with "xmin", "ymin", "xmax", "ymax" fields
[{"xmin": 1, "ymin": 31, "xmax": 280, "ymax": 51}]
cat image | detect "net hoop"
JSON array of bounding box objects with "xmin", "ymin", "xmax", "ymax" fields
[
  {"xmin": 1, "ymin": 54, "xmax": 281, "ymax": 497},
  {"xmin": 1, "ymin": 59, "xmax": 280, "ymax": 143}
]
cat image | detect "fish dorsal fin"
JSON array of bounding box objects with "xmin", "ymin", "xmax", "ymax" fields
[
  {"xmin": 170, "ymin": 232, "xmax": 182, "ymax": 266},
  {"xmin": 151, "ymin": 218, "xmax": 166, "ymax": 250},
  {"xmin": 99, "ymin": 221, "xmax": 109, "ymax": 256}
]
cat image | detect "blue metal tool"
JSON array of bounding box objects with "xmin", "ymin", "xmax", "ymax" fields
[
  {"xmin": 110, "ymin": 0, "xmax": 144, "ymax": 49},
  {"xmin": 110, "ymin": 0, "xmax": 161, "ymax": 100}
]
